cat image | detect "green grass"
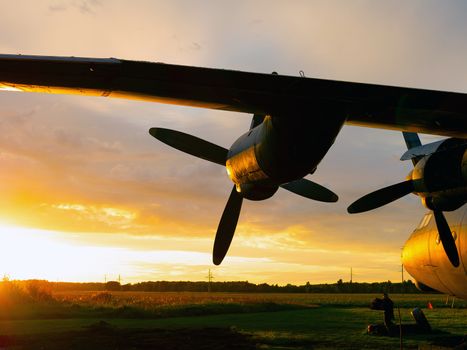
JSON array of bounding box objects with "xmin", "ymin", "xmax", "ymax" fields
[
  {"xmin": 1, "ymin": 307, "xmax": 465, "ymax": 349},
  {"xmin": 0, "ymin": 292, "xmax": 465, "ymax": 349}
]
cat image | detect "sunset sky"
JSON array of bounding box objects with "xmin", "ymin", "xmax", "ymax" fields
[{"xmin": 0, "ymin": 0, "xmax": 466, "ymax": 284}]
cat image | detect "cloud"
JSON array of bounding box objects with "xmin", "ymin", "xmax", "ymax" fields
[
  {"xmin": 48, "ymin": 3, "xmax": 67, "ymax": 12},
  {"xmin": 48, "ymin": 0, "xmax": 101, "ymax": 14}
]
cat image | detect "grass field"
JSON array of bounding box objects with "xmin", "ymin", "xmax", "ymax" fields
[{"xmin": 0, "ymin": 290, "xmax": 465, "ymax": 349}]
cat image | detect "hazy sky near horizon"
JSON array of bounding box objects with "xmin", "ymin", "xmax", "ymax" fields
[{"xmin": 0, "ymin": 0, "xmax": 464, "ymax": 284}]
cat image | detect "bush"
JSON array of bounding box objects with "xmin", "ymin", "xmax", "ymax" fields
[
  {"xmin": 0, "ymin": 277, "xmax": 29, "ymax": 304},
  {"xmin": 91, "ymin": 292, "xmax": 113, "ymax": 304},
  {"xmin": 25, "ymin": 280, "xmax": 54, "ymax": 302}
]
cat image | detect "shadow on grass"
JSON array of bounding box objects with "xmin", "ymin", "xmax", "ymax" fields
[
  {"xmin": 0, "ymin": 322, "xmax": 257, "ymax": 350},
  {"xmin": 366, "ymin": 326, "xmax": 466, "ymax": 350},
  {"xmin": 408, "ymin": 331, "xmax": 466, "ymax": 350}
]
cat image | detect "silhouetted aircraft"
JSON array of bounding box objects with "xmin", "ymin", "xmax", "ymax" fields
[
  {"xmin": 0, "ymin": 55, "xmax": 465, "ymax": 298},
  {"xmin": 348, "ymin": 132, "xmax": 467, "ymax": 299}
]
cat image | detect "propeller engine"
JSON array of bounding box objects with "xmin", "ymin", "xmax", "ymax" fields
[
  {"xmin": 149, "ymin": 114, "xmax": 338, "ymax": 265},
  {"xmin": 348, "ymin": 133, "xmax": 467, "ymax": 267}
]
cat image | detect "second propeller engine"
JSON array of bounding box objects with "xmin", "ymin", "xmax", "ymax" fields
[{"xmin": 348, "ymin": 134, "xmax": 467, "ymax": 267}]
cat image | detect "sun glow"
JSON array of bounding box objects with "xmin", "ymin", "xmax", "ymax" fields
[
  {"xmin": 0, "ymin": 223, "xmax": 219, "ymax": 283},
  {"xmin": 0, "ymin": 224, "xmax": 132, "ymax": 281},
  {"xmin": 0, "ymin": 83, "xmax": 22, "ymax": 92}
]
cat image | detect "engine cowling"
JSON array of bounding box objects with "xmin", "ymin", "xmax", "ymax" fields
[
  {"xmin": 225, "ymin": 110, "xmax": 345, "ymax": 200},
  {"xmin": 225, "ymin": 115, "xmax": 309, "ymax": 200},
  {"xmin": 410, "ymin": 145, "xmax": 467, "ymax": 211},
  {"xmin": 225, "ymin": 117, "xmax": 278, "ymax": 200}
]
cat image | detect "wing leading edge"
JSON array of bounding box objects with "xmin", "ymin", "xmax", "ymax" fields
[{"xmin": 0, "ymin": 54, "xmax": 466, "ymax": 137}]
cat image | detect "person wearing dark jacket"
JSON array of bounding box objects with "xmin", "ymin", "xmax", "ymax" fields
[{"xmin": 381, "ymin": 293, "xmax": 395, "ymax": 332}]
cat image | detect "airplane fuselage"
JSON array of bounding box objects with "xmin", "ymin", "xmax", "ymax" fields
[{"xmin": 402, "ymin": 205, "xmax": 467, "ymax": 299}]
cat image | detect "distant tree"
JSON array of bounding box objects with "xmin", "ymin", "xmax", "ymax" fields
[
  {"xmin": 121, "ymin": 283, "xmax": 131, "ymax": 291},
  {"xmin": 2, "ymin": 278, "xmax": 423, "ymax": 294},
  {"xmin": 105, "ymin": 281, "xmax": 121, "ymax": 291}
]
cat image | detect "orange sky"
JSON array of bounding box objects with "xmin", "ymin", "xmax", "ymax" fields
[{"xmin": 0, "ymin": 1, "xmax": 463, "ymax": 284}]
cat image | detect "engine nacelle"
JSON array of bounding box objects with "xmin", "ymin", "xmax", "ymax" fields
[
  {"xmin": 225, "ymin": 110, "xmax": 345, "ymax": 200},
  {"xmin": 226, "ymin": 122, "xmax": 271, "ymax": 186},
  {"xmin": 225, "ymin": 116, "xmax": 279, "ymax": 200},
  {"xmin": 410, "ymin": 144, "xmax": 467, "ymax": 211}
]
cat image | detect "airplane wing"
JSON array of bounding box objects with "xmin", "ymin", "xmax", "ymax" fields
[{"xmin": 0, "ymin": 54, "xmax": 466, "ymax": 137}]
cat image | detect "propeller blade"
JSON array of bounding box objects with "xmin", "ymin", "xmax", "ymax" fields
[
  {"xmin": 348, "ymin": 180, "xmax": 414, "ymax": 214},
  {"xmin": 149, "ymin": 127, "xmax": 228, "ymax": 166},
  {"xmin": 213, "ymin": 186, "xmax": 243, "ymax": 265},
  {"xmin": 433, "ymin": 210, "xmax": 460, "ymax": 267},
  {"xmin": 281, "ymin": 179, "xmax": 338, "ymax": 202}
]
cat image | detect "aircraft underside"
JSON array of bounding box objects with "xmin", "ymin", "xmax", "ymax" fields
[{"xmin": 402, "ymin": 205, "xmax": 467, "ymax": 299}]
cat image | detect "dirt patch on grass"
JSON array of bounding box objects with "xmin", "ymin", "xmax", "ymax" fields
[{"xmin": 0, "ymin": 323, "xmax": 256, "ymax": 349}]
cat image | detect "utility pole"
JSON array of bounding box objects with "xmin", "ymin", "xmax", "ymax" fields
[
  {"xmin": 206, "ymin": 269, "xmax": 214, "ymax": 292},
  {"xmin": 118, "ymin": 274, "xmax": 122, "ymax": 284},
  {"xmin": 350, "ymin": 267, "xmax": 353, "ymax": 284},
  {"xmin": 400, "ymin": 247, "xmax": 405, "ymax": 292},
  {"xmin": 401, "ymin": 263, "xmax": 405, "ymax": 294}
]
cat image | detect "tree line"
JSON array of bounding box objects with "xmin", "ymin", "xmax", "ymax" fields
[{"xmin": 12, "ymin": 279, "xmax": 422, "ymax": 294}]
